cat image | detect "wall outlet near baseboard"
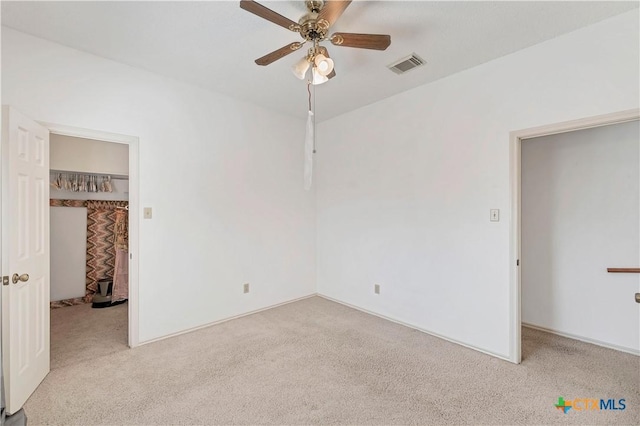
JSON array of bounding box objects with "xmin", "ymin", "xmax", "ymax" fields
[
  {"xmin": 374, "ymin": 284, "xmax": 380, "ymax": 294},
  {"xmin": 243, "ymin": 283, "xmax": 250, "ymax": 294}
]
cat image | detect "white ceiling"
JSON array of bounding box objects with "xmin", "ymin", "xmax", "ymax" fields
[{"xmin": 2, "ymin": 1, "xmax": 638, "ymax": 122}]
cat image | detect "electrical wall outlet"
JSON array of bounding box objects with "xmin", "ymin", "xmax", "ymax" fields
[
  {"xmin": 243, "ymin": 283, "xmax": 250, "ymax": 294},
  {"xmin": 143, "ymin": 207, "xmax": 153, "ymax": 219},
  {"xmin": 374, "ymin": 284, "xmax": 380, "ymax": 294}
]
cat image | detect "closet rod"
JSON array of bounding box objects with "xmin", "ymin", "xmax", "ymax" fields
[
  {"xmin": 607, "ymin": 268, "xmax": 640, "ymax": 273},
  {"xmin": 50, "ymin": 169, "xmax": 129, "ymax": 180}
]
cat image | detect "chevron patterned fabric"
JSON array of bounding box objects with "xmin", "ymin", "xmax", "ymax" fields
[{"xmin": 85, "ymin": 201, "xmax": 128, "ymax": 302}]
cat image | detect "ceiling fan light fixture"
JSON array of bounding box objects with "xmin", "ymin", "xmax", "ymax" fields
[
  {"xmin": 292, "ymin": 56, "xmax": 311, "ymax": 80},
  {"xmin": 240, "ymin": 0, "xmax": 392, "ymax": 190},
  {"xmin": 311, "ymin": 67, "xmax": 329, "ymax": 85},
  {"xmin": 313, "ymin": 53, "xmax": 334, "ymax": 76}
]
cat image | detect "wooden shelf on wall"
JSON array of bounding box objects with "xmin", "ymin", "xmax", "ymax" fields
[{"xmin": 607, "ymin": 268, "xmax": 640, "ymax": 273}]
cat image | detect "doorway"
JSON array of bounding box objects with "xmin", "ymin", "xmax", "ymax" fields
[
  {"xmin": 1, "ymin": 108, "xmax": 140, "ymax": 414},
  {"xmin": 509, "ymin": 109, "xmax": 640, "ymax": 364},
  {"xmin": 48, "ymin": 133, "xmax": 131, "ymax": 367},
  {"xmin": 43, "ymin": 122, "xmax": 140, "ymax": 348}
]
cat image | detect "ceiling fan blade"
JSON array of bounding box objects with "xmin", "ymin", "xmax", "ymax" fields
[
  {"xmin": 330, "ymin": 32, "xmax": 391, "ymax": 50},
  {"xmin": 318, "ymin": 46, "xmax": 336, "ymax": 79},
  {"xmin": 255, "ymin": 42, "xmax": 304, "ymax": 66},
  {"xmin": 317, "ymin": 0, "xmax": 352, "ymax": 30},
  {"xmin": 240, "ymin": 0, "xmax": 299, "ymax": 32}
]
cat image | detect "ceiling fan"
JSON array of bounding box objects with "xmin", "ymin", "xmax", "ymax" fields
[{"xmin": 239, "ymin": 0, "xmax": 391, "ymax": 84}]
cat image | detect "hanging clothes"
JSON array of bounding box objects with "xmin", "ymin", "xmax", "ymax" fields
[
  {"xmin": 85, "ymin": 200, "xmax": 128, "ymax": 302},
  {"xmin": 112, "ymin": 208, "xmax": 129, "ymax": 303}
]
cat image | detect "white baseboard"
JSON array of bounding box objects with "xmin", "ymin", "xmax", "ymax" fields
[
  {"xmin": 317, "ymin": 293, "xmax": 513, "ymax": 363},
  {"xmin": 522, "ymin": 323, "xmax": 640, "ymax": 356},
  {"xmin": 137, "ymin": 293, "xmax": 318, "ymax": 347}
]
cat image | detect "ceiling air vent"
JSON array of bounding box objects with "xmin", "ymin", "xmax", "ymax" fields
[{"xmin": 388, "ymin": 53, "xmax": 426, "ymax": 75}]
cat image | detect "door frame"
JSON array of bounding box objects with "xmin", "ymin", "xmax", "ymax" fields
[
  {"xmin": 508, "ymin": 108, "xmax": 640, "ymax": 364},
  {"xmin": 41, "ymin": 122, "xmax": 140, "ymax": 348}
]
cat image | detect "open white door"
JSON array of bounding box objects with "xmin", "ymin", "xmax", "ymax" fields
[{"xmin": 1, "ymin": 106, "xmax": 50, "ymax": 414}]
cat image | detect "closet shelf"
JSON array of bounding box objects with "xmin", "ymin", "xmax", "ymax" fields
[
  {"xmin": 50, "ymin": 170, "xmax": 128, "ymax": 194},
  {"xmin": 50, "ymin": 169, "xmax": 129, "ymax": 180}
]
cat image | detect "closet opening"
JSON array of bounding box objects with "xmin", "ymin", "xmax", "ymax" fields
[
  {"xmin": 508, "ymin": 109, "xmax": 639, "ymax": 363},
  {"xmin": 46, "ymin": 127, "xmax": 139, "ymax": 362}
]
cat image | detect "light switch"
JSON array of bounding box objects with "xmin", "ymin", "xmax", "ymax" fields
[
  {"xmin": 490, "ymin": 209, "xmax": 500, "ymax": 222},
  {"xmin": 143, "ymin": 207, "xmax": 152, "ymax": 219}
]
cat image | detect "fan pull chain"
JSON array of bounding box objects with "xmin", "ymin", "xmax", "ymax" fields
[{"xmin": 307, "ymin": 80, "xmax": 316, "ymax": 154}]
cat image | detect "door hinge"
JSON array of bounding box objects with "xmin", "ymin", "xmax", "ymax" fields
[
  {"xmin": 2, "ymin": 276, "xmax": 9, "ymax": 286},
  {"xmin": 517, "ymin": 259, "xmax": 520, "ymax": 266}
]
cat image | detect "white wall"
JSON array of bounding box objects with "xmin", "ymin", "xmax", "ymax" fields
[
  {"xmin": 50, "ymin": 207, "xmax": 87, "ymax": 301},
  {"xmin": 2, "ymin": 27, "xmax": 316, "ymax": 343},
  {"xmin": 51, "ymin": 134, "xmax": 129, "ymax": 176},
  {"xmin": 315, "ymin": 11, "xmax": 639, "ymax": 359},
  {"xmin": 521, "ymin": 121, "xmax": 639, "ymax": 353}
]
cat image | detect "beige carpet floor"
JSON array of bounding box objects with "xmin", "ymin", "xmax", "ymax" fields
[
  {"xmin": 48, "ymin": 301, "xmax": 129, "ymax": 371},
  {"xmin": 24, "ymin": 296, "xmax": 639, "ymax": 425}
]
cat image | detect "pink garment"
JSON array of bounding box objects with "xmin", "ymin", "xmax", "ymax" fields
[
  {"xmin": 112, "ymin": 248, "xmax": 129, "ymax": 302},
  {"xmin": 111, "ymin": 208, "xmax": 128, "ymax": 303}
]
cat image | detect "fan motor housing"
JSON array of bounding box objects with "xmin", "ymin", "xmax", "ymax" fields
[{"xmin": 298, "ymin": 13, "xmax": 327, "ymax": 41}]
